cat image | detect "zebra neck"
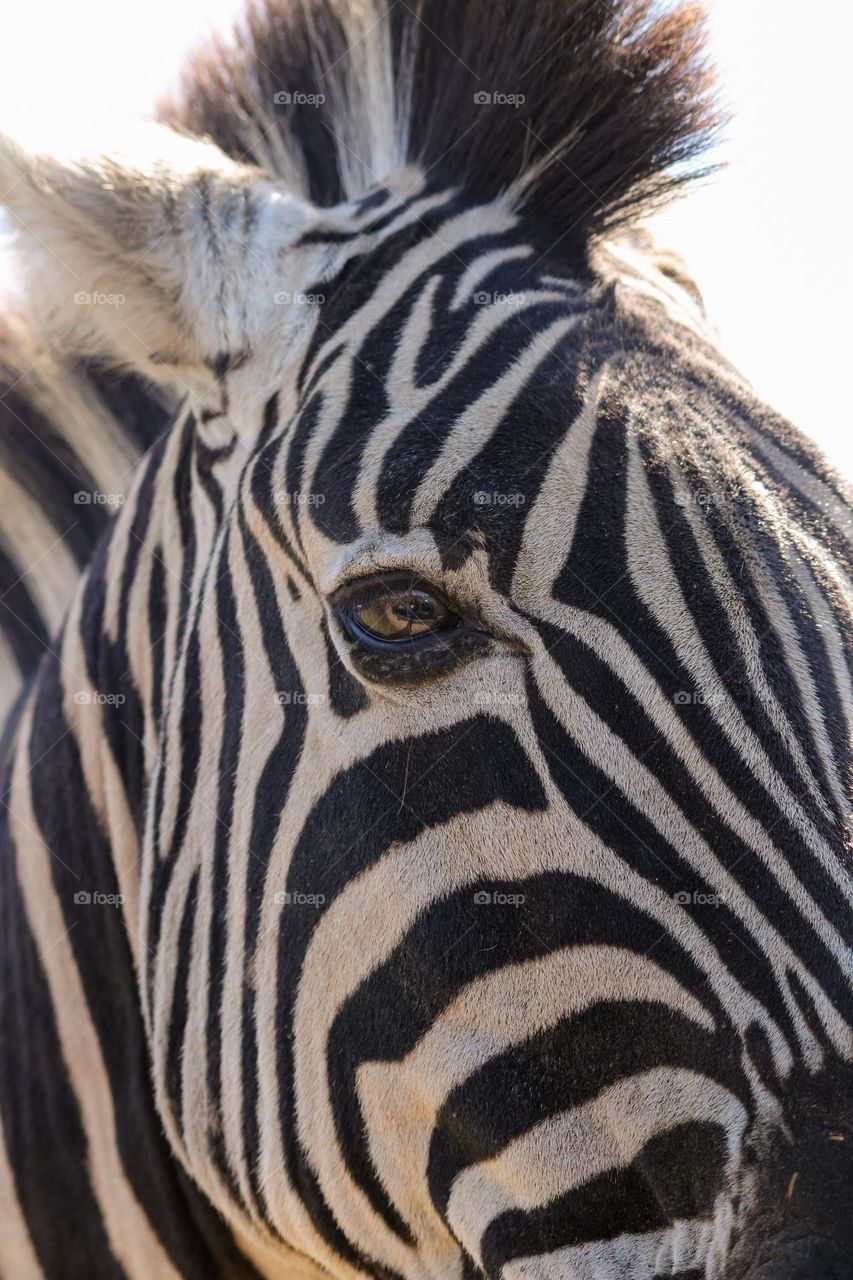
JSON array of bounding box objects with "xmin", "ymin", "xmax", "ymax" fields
[
  {"xmin": 0, "ymin": 643, "xmax": 262, "ymax": 1277},
  {"xmin": 0, "ymin": 316, "xmax": 175, "ymax": 726}
]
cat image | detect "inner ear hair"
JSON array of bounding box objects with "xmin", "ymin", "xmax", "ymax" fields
[{"xmin": 0, "ymin": 122, "xmax": 316, "ymax": 389}]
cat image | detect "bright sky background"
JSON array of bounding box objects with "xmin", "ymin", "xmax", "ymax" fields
[{"xmin": 0, "ymin": 0, "xmax": 849, "ymax": 477}]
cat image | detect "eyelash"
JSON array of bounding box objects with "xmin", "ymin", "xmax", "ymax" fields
[{"xmin": 329, "ymin": 573, "xmax": 494, "ymax": 681}]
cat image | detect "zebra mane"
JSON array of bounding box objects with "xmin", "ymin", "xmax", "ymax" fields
[{"xmin": 159, "ymin": 0, "xmax": 719, "ymax": 242}]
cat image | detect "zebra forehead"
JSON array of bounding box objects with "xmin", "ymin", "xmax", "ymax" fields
[{"xmin": 229, "ymin": 216, "xmax": 714, "ymax": 579}]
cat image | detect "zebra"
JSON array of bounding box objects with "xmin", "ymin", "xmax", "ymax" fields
[
  {"xmin": 0, "ymin": 0, "xmax": 851, "ymax": 1276},
  {"xmin": 0, "ymin": 316, "xmax": 174, "ymax": 724}
]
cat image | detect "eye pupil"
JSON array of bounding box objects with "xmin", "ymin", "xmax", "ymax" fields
[
  {"xmin": 393, "ymin": 598, "xmax": 436, "ymax": 622},
  {"xmin": 349, "ymin": 585, "xmax": 459, "ymax": 643}
]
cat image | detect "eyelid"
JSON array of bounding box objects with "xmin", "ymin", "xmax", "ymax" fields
[{"xmin": 329, "ymin": 572, "xmax": 454, "ymax": 612}]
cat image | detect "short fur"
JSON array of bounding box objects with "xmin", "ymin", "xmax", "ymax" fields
[
  {"xmin": 0, "ymin": 313, "xmax": 174, "ymax": 718},
  {"xmin": 1, "ymin": 3, "xmax": 851, "ymax": 1279}
]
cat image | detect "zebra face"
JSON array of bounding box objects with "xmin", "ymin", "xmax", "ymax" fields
[
  {"xmin": 133, "ymin": 191, "xmax": 834, "ymax": 1278},
  {"xmin": 1, "ymin": 122, "xmax": 849, "ymax": 1280}
]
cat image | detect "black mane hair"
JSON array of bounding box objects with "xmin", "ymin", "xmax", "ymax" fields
[{"xmin": 159, "ymin": 0, "xmax": 719, "ymax": 243}]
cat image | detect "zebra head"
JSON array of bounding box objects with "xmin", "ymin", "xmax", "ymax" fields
[{"xmin": 0, "ymin": 3, "xmax": 850, "ymax": 1279}]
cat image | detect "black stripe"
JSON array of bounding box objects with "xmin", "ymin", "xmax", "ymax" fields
[
  {"xmin": 204, "ymin": 527, "xmax": 249, "ymax": 1210},
  {"xmin": 0, "ymin": 540, "xmax": 50, "ymax": 670},
  {"xmin": 425, "ymin": 335, "xmax": 589, "ymax": 587},
  {"xmin": 250, "ymin": 410, "xmax": 312, "ymax": 582},
  {"xmin": 236, "ymin": 504, "xmax": 311, "ymax": 1225},
  {"xmin": 166, "ymin": 868, "xmax": 200, "ymax": 1135},
  {"xmin": 321, "ymin": 613, "xmax": 368, "ymax": 717}
]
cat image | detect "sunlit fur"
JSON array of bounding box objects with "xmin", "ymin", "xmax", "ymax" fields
[
  {"xmin": 0, "ymin": 3, "xmax": 851, "ymax": 1279},
  {"xmin": 0, "ymin": 311, "xmax": 173, "ymax": 722}
]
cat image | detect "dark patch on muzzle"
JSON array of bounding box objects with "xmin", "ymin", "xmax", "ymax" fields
[{"xmin": 726, "ymin": 1035, "xmax": 853, "ymax": 1280}]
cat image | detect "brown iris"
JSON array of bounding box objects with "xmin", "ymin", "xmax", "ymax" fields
[{"xmin": 350, "ymin": 585, "xmax": 460, "ymax": 643}]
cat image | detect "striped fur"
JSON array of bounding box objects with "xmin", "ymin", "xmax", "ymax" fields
[
  {"xmin": 0, "ymin": 2, "xmax": 851, "ymax": 1278},
  {"xmin": 0, "ymin": 310, "xmax": 174, "ymax": 720}
]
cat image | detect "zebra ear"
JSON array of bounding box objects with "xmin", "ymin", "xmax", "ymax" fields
[{"xmin": 0, "ymin": 123, "xmax": 316, "ymax": 388}]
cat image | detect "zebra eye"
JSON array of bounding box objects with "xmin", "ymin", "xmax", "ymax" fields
[
  {"xmin": 336, "ymin": 577, "xmax": 461, "ymax": 645},
  {"xmin": 330, "ymin": 572, "xmax": 496, "ymax": 683}
]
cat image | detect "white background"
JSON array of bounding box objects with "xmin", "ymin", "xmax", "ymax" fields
[{"xmin": 0, "ymin": 0, "xmax": 849, "ymax": 477}]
